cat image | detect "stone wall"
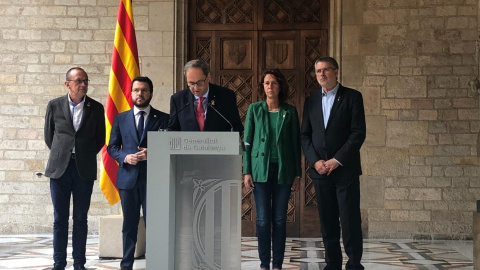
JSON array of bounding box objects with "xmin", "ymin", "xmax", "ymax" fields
[
  {"xmin": 0, "ymin": 0, "xmax": 178, "ymax": 234},
  {"xmin": 342, "ymin": 0, "xmax": 480, "ymax": 239}
]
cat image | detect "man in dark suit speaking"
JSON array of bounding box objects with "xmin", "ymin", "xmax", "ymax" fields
[
  {"xmin": 168, "ymin": 59, "xmax": 243, "ymax": 133},
  {"xmin": 300, "ymin": 57, "xmax": 366, "ymax": 270},
  {"xmin": 44, "ymin": 67, "xmax": 105, "ymax": 270},
  {"xmin": 107, "ymin": 76, "xmax": 168, "ymax": 270}
]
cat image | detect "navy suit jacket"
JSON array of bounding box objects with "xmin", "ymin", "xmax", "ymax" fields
[
  {"xmin": 44, "ymin": 94, "xmax": 105, "ymax": 181},
  {"xmin": 300, "ymin": 84, "xmax": 366, "ymax": 179},
  {"xmin": 167, "ymin": 83, "xmax": 244, "ymax": 133},
  {"xmin": 107, "ymin": 107, "xmax": 169, "ymax": 190}
]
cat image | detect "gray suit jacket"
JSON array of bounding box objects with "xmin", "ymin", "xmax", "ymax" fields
[{"xmin": 44, "ymin": 94, "xmax": 105, "ymax": 181}]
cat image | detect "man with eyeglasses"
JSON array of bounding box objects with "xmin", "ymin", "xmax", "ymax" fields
[
  {"xmin": 168, "ymin": 59, "xmax": 243, "ymax": 133},
  {"xmin": 300, "ymin": 57, "xmax": 366, "ymax": 270},
  {"xmin": 107, "ymin": 76, "xmax": 168, "ymax": 270},
  {"xmin": 44, "ymin": 67, "xmax": 105, "ymax": 270}
]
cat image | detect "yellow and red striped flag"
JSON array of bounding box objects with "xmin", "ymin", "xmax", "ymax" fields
[{"xmin": 100, "ymin": 0, "xmax": 139, "ymax": 205}]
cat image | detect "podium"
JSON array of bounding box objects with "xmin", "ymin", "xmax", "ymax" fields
[{"xmin": 146, "ymin": 131, "xmax": 242, "ymax": 270}]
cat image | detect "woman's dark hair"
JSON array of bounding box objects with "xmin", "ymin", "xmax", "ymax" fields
[{"xmin": 258, "ymin": 69, "xmax": 289, "ymax": 103}]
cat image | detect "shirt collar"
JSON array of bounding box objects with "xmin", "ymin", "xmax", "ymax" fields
[
  {"xmin": 194, "ymin": 89, "xmax": 210, "ymax": 100},
  {"xmin": 322, "ymin": 83, "xmax": 339, "ymax": 97},
  {"xmin": 134, "ymin": 105, "xmax": 151, "ymax": 116},
  {"xmin": 68, "ymin": 94, "xmax": 86, "ymax": 105}
]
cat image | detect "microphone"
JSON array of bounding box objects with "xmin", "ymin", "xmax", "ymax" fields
[
  {"xmin": 158, "ymin": 102, "xmax": 190, "ymax": 131},
  {"xmin": 208, "ymin": 101, "xmax": 233, "ymax": 131},
  {"xmin": 207, "ymin": 101, "xmax": 245, "ymax": 152}
]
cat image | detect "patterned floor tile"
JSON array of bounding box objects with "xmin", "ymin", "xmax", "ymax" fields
[{"xmin": 0, "ymin": 235, "xmax": 473, "ymax": 269}]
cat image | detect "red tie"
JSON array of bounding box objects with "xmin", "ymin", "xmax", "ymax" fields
[{"xmin": 196, "ymin": 96, "xmax": 205, "ymax": 131}]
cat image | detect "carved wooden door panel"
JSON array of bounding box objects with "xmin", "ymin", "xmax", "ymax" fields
[{"xmin": 188, "ymin": 0, "xmax": 329, "ymax": 237}]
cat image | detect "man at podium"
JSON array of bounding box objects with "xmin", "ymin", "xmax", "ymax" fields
[
  {"xmin": 168, "ymin": 59, "xmax": 243, "ymax": 133},
  {"xmin": 107, "ymin": 76, "xmax": 169, "ymax": 270}
]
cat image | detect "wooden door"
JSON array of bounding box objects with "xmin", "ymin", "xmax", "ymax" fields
[{"xmin": 188, "ymin": 0, "xmax": 329, "ymax": 237}]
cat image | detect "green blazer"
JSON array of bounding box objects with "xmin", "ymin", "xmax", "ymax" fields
[{"xmin": 242, "ymin": 101, "xmax": 301, "ymax": 185}]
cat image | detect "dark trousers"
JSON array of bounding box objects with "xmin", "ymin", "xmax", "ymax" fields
[
  {"xmin": 313, "ymin": 174, "xmax": 364, "ymax": 270},
  {"xmin": 253, "ymin": 163, "xmax": 292, "ymax": 270},
  {"xmin": 50, "ymin": 158, "xmax": 94, "ymax": 268},
  {"xmin": 119, "ymin": 178, "xmax": 146, "ymax": 268}
]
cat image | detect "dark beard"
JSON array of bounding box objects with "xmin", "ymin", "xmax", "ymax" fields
[{"xmin": 133, "ymin": 96, "xmax": 152, "ymax": 108}]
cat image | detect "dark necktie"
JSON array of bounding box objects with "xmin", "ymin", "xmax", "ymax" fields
[
  {"xmin": 196, "ymin": 97, "xmax": 205, "ymax": 131},
  {"xmin": 137, "ymin": 111, "xmax": 145, "ymax": 139}
]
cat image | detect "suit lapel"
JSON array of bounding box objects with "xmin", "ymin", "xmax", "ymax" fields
[
  {"xmin": 207, "ymin": 86, "xmax": 217, "ymax": 106},
  {"xmin": 77, "ymin": 96, "xmax": 92, "ymax": 131},
  {"xmin": 258, "ymin": 101, "xmax": 286, "ymax": 144},
  {"xmin": 260, "ymin": 101, "xmax": 269, "ymax": 138},
  {"xmin": 128, "ymin": 109, "xmax": 140, "ymax": 144},
  {"xmin": 143, "ymin": 108, "xmax": 160, "ymax": 140},
  {"xmin": 187, "ymin": 92, "xmax": 201, "ymax": 131},
  {"xmin": 312, "ymin": 91, "xmax": 326, "ymax": 133},
  {"xmin": 260, "ymin": 101, "xmax": 283, "ymax": 144},
  {"xmin": 61, "ymin": 95, "xmax": 75, "ymax": 131},
  {"xmin": 276, "ymin": 105, "xmax": 287, "ymax": 144},
  {"xmin": 204, "ymin": 86, "xmax": 217, "ymax": 131},
  {"xmin": 326, "ymin": 85, "xmax": 345, "ymax": 130}
]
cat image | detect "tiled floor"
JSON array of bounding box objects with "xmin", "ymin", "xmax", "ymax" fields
[{"xmin": 0, "ymin": 235, "xmax": 473, "ymax": 269}]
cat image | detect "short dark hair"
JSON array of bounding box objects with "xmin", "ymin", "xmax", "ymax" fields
[
  {"xmin": 66, "ymin": 67, "xmax": 87, "ymax": 80},
  {"xmin": 258, "ymin": 69, "xmax": 289, "ymax": 103},
  {"xmin": 131, "ymin": 76, "xmax": 153, "ymax": 93},
  {"xmin": 314, "ymin": 56, "xmax": 339, "ymax": 70},
  {"xmin": 183, "ymin": 59, "xmax": 210, "ymax": 77}
]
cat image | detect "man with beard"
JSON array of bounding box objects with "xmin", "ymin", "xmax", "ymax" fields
[{"xmin": 107, "ymin": 76, "xmax": 169, "ymax": 270}]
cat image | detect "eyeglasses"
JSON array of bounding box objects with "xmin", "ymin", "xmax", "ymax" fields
[
  {"xmin": 316, "ymin": 67, "xmax": 336, "ymax": 74},
  {"xmin": 132, "ymin": 89, "xmax": 150, "ymax": 94},
  {"xmin": 67, "ymin": 79, "xmax": 90, "ymax": 85},
  {"xmin": 187, "ymin": 78, "xmax": 207, "ymax": 88}
]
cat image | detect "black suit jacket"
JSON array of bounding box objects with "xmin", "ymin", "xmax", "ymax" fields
[
  {"xmin": 107, "ymin": 107, "xmax": 169, "ymax": 190},
  {"xmin": 300, "ymin": 84, "xmax": 366, "ymax": 179},
  {"xmin": 168, "ymin": 83, "xmax": 244, "ymax": 133},
  {"xmin": 44, "ymin": 94, "xmax": 105, "ymax": 181}
]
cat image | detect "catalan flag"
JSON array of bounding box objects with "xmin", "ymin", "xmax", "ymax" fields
[{"xmin": 100, "ymin": 0, "xmax": 139, "ymax": 205}]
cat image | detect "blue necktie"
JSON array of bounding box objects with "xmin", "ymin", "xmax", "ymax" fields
[{"xmin": 137, "ymin": 111, "xmax": 145, "ymax": 139}]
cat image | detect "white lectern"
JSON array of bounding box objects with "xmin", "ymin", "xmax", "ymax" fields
[{"xmin": 147, "ymin": 132, "xmax": 242, "ymax": 270}]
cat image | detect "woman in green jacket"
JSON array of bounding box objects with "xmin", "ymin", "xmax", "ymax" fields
[{"xmin": 243, "ymin": 69, "xmax": 302, "ymax": 270}]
